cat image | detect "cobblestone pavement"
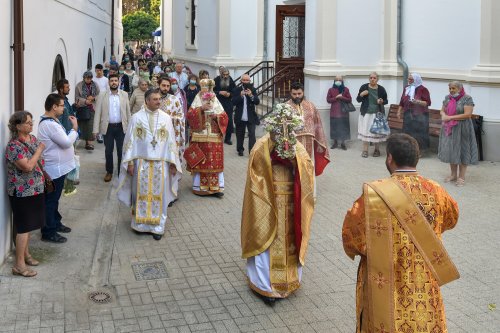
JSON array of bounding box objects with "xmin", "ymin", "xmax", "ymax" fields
[{"xmin": 1, "ymin": 136, "xmax": 499, "ymax": 333}]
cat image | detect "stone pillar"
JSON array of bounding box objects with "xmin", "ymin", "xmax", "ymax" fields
[
  {"xmin": 304, "ymin": 0, "xmax": 341, "ymax": 75},
  {"xmin": 471, "ymin": 0, "xmax": 500, "ymax": 81},
  {"xmin": 213, "ymin": 0, "xmax": 232, "ymax": 63},
  {"xmin": 161, "ymin": 0, "xmax": 173, "ymax": 55},
  {"xmin": 378, "ymin": 0, "xmax": 398, "ymax": 73}
]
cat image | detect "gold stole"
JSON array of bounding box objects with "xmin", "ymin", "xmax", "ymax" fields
[
  {"xmin": 269, "ymin": 164, "xmax": 300, "ymax": 296},
  {"xmin": 365, "ymin": 178, "xmax": 459, "ymax": 333},
  {"xmin": 135, "ymin": 160, "xmax": 164, "ymax": 225}
]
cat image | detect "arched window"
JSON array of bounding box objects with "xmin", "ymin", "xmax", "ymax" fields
[
  {"xmin": 87, "ymin": 48, "xmax": 92, "ymax": 70},
  {"xmin": 51, "ymin": 54, "xmax": 65, "ymax": 92},
  {"xmin": 103, "ymin": 46, "xmax": 106, "ymax": 62}
]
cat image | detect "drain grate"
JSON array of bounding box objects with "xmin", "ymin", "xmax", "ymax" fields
[
  {"xmin": 88, "ymin": 291, "xmax": 112, "ymax": 304},
  {"xmin": 132, "ymin": 261, "xmax": 168, "ymax": 281}
]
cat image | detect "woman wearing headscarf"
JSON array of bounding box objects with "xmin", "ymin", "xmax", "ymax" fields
[
  {"xmin": 397, "ymin": 73, "xmax": 431, "ymax": 151},
  {"xmin": 438, "ymin": 81, "xmax": 478, "ymax": 187},
  {"xmin": 326, "ymin": 75, "xmax": 352, "ymax": 150},
  {"xmin": 75, "ymin": 71, "xmax": 99, "ymax": 150}
]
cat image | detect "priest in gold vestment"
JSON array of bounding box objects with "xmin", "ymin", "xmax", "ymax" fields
[
  {"xmin": 241, "ymin": 103, "xmax": 315, "ymax": 305},
  {"xmin": 343, "ymin": 134, "xmax": 459, "ymax": 333},
  {"xmin": 117, "ymin": 89, "xmax": 182, "ymax": 241}
]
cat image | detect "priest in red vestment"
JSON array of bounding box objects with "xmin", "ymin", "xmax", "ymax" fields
[{"xmin": 286, "ymin": 82, "xmax": 330, "ymax": 177}]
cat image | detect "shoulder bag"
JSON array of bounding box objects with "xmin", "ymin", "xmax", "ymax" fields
[{"xmin": 341, "ymin": 101, "xmax": 356, "ymax": 113}]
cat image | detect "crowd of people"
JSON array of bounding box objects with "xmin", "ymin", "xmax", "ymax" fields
[{"xmin": 5, "ymin": 50, "xmax": 473, "ymax": 331}]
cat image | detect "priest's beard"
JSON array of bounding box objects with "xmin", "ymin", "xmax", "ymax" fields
[
  {"xmin": 292, "ymin": 97, "xmax": 304, "ymax": 105},
  {"xmin": 220, "ymin": 77, "xmax": 230, "ymax": 89}
]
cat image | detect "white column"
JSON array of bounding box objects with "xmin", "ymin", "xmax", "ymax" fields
[
  {"xmin": 213, "ymin": 0, "xmax": 232, "ymax": 63},
  {"xmin": 161, "ymin": 0, "xmax": 173, "ymax": 55},
  {"xmin": 471, "ymin": 0, "xmax": 500, "ymax": 81},
  {"xmin": 378, "ymin": 0, "xmax": 398, "ymax": 73},
  {"xmin": 255, "ymin": 0, "xmax": 265, "ymax": 62},
  {"xmin": 304, "ymin": 0, "xmax": 341, "ymax": 76}
]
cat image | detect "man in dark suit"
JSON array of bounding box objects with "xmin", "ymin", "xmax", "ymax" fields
[
  {"xmin": 214, "ymin": 68, "xmax": 236, "ymax": 145},
  {"xmin": 232, "ymin": 74, "xmax": 260, "ymax": 156}
]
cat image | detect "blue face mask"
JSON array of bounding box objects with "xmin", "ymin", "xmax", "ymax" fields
[
  {"xmin": 190, "ymin": 80, "xmax": 197, "ymax": 85},
  {"xmin": 334, "ymin": 81, "xmax": 342, "ymax": 87},
  {"xmin": 171, "ymin": 84, "xmax": 178, "ymax": 91}
]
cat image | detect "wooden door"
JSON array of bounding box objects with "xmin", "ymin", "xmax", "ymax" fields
[{"xmin": 275, "ymin": 5, "xmax": 305, "ymax": 99}]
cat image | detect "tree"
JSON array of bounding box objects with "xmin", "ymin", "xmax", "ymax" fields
[
  {"xmin": 123, "ymin": 0, "xmax": 161, "ymax": 21},
  {"xmin": 123, "ymin": 11, "xmax": 159, "ymax": 42}
]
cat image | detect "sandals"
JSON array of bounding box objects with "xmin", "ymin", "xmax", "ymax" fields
[
  {"xmin": 361, "ymin": 151, "xmax": 368, "ymax": 158},
  {"xmin": 444, "ymin": 176, "xmax": 457, "ymax": 183},
  {"xmin": 25, "ymin": 255, "xmax": 39, "ymax": 266},
  {"xmin": 12, "ymin": 266, "xmax": 37, "ymax": 277},
  {"xmin": 85, "ymin": 144, "xmax": 94, "ymax": 150},
  {"xmin": 373, "ymin": 150, "xmax": 381, "ymax": 157},
  {"xmin": 456, "ymin": 178, "xmax": 465, "ymax": 187}
]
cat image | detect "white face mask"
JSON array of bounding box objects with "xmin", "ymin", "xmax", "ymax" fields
[
  {"xmin": 334, "ymin": 81, "xmax": 342, "ymax": 87},
  {"xmin": 451, "ymin": 93, "xmax": 459, "ymax": 98}
]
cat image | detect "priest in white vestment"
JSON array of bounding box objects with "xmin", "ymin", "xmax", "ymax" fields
[{"xmin": 117, "ymin": 88, "xmax": 182, "ymax": 240}]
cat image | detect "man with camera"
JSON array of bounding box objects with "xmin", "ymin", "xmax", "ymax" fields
[{"xmin": 232, "ymin": 74, "xmax": 260, "ymax": 156}]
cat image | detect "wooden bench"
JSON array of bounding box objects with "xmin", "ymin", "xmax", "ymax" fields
[{"xmin": 387, "ymin": 104, "xmax": 484, "ymax": 160}]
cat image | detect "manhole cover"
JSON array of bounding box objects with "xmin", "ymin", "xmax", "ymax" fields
[
  {"xmin": 88, "ymin": 291, "xmax": 112, "ymax": 304},
  {"xmin": 132, "ymin": 261, "xmax": 168, "ymax": 281}
]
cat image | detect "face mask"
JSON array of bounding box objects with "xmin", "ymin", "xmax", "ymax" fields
[
  {"xmin": 292, "ymin": 97, "xmax": 303, "ymax": 105},
  {"xmin": 119, "ymin": 70, "xmax": 124, "ymax": 74},
  {"xmin": 451, "ymin": 93, "xmax": 459, "ymax": 98},
  {"xmin": 171, "ymin": 84, "xmax": 178, "ymax": 91},
  {"xmin": 124, "ymin": 58, "xmax": 129, "ymax": 61},
  {"xmin": 334, "ymin": 81, "xmax": 342, "ymax": 87},
  {"xmin": 190, "ymin": 80, "xmax": 197, "ymax": 85},
  {"xmin": 126, "ymin": 66, "xmax": 131, "ymax": 70}
]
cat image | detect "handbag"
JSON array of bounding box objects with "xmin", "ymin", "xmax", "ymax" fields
[
  {"xmin": 369, "ymin": 112, "xmax": 390, "ymax": 136},
  {"xmin": 40, "ymin": 163, "xmax": 55, "ymax": 193},
  {"xmin": 75, "ymin": 105, "xmax": 92, "ymax": 120},
  {"xmin": 341, "ymin": 101, "xmax": 356, "ymax": 113}
]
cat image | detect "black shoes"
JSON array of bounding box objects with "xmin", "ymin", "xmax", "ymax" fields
[
  {"xmin": 330, "ymin": 142, "xmax": 338, "ymax": 149},
  {"xmin": 41, "ymin": 233, "xmax": 67, "ymax": 243},
  {"xmin": 238, "ymin": 151, "xmax": 244, "ymax": 156},
  {"xmin": 213, "ymin": 192, "xmax": 224, "ymax": 198},
  {"xmin": 152, "ymin": 234, "xmax": 162, "ymax": 241},
  {"xmin": 56, "ymin": 224, "xmax": 72, "ymax": 233},
  {"xmin": 224, "ymin": 140, "xmax": 233, "ymax": 145},
  {"xmin": 340, "ymin": 143, "xmax": 347, "ymax": 150}
]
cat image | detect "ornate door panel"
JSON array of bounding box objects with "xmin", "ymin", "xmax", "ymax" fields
[{"xmin": 275, "ymin": 5, "xmax": 305, "ymax": 99}]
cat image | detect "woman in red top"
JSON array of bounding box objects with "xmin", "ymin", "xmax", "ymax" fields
[
  {"xmin": 326, "ymin": 75, "xmax": 352, "ymax": 150},
  {"xmin": 397, "ymin": 73, "xmax": 431, "ymax": 151}
]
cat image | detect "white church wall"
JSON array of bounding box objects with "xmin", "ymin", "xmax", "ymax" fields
[
  {"xmin": 402, "ymin": 0, "xmax": 481, "ymax": 72},
  {"xmin": 0, "ymin": 0, "xmax": 13, "ymax": 266},
  {"xmin": 336, "ymin": 0, "xmax": 382, "ymax": 67}
]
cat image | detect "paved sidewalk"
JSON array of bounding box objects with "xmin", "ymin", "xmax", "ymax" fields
[{"xmin": 1, "ymin": 137, "xmax": 499, "ymax": 333}]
